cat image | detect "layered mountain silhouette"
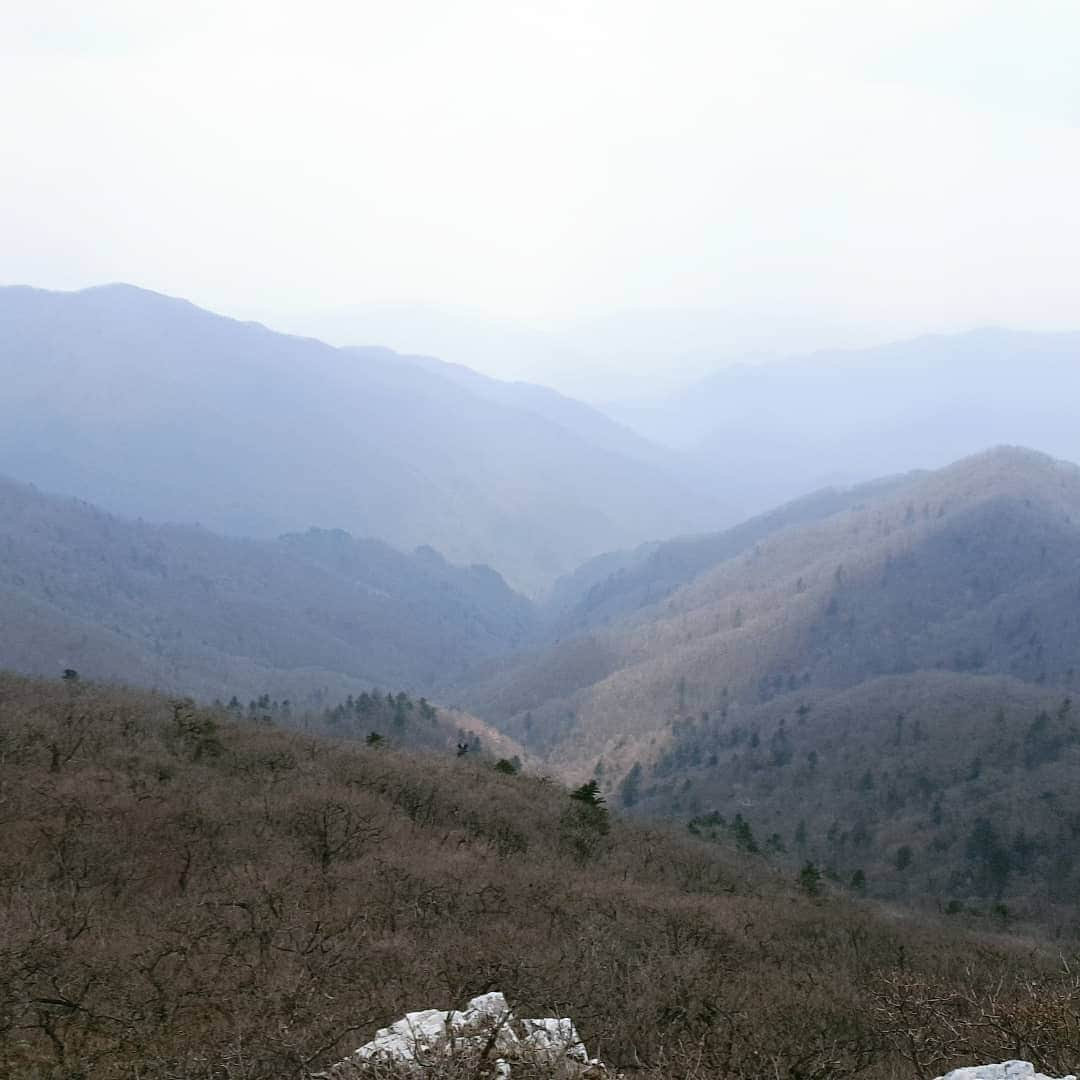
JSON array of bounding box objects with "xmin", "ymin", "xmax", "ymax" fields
[
  {"xmin": 545, "ymin": 471, "xmax": 915, "ymax": 636},
  {"xmin": 607, "ymin": 329, "xmax": 1080, "ymax": 521},
  {"xmin": 4, "ymin": 426, "xmax": 1080, "ymax": 910},
  {"xmin": 5, "ymin": 282, "xmax": 1080, "ymax": 912},
  {"xmin": 8, "ymin": 441, "xmax": 1078, "ymax": 733},
  {"xmin": 0, "ymin": 284, "xmax": 721, "ymax": 593}
]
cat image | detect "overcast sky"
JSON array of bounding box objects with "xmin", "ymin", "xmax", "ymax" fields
[{"xmin": 3, "ymin": 1, "xmax": 1079, "ymax": 385}]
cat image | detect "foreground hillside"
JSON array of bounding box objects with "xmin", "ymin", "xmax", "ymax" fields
[
  {"xmin": 0, "ymin": 474, "xmax": 535, "ymax": 699},
  {"xmin": 3, "ymin": 674, "xmax": 1080, "ymax": 1080},
  {"xmin": 0, "ymin": 283, "xmax": 722, "ymax": 592}
]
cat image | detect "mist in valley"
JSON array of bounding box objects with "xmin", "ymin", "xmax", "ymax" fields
[{"xmin": 4, "ymin": 3, "xmax": 1080, "ymax": 1078}]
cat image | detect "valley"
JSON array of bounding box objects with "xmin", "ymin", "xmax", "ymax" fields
[
  {"xmin": 3, "ymin": 288, "xmax": 1080, "ymax": 1078},
  {"xmin": 7, "ymin": 7, "xmax": 1080, "ymax": 1075}
]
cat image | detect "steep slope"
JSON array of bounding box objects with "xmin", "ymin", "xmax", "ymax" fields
[
  {"xmin": 460, "ymin": 448, "xmax": 1080, "ymax": 770},
  {"xmin": 456, "ymin": 448, "xmax": 1080, "ymax": 912},
  {"xmin": 375, "ymin": 347, "xmax": 673, "ymax": 468},
  {"xmin": 5, "ymin": 672, "xmax": 1080, "ymax": 1080},
  {"xmin": 0, "ymin": 474, "xmax": 536, "ymax": 700},
  {"xmin": 544, "ymin": 472, "xmax": 916, "ymax": 634},
  {"xmin": 637, "ymin": 672, "xmax": 1080, "ymax": 916},
  {"xmin": 0, "ymin": 284, "xmax": 720, "ymax": 592}
]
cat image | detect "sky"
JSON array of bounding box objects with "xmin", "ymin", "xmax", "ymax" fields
[{"xmin": 2, "ymin": 0, "xmax": 1079, "ymax": 391}]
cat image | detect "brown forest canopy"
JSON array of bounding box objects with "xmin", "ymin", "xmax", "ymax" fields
[{"xmin": 3, "ymin": 673, "xmax": 1080, "ymax": 1080}]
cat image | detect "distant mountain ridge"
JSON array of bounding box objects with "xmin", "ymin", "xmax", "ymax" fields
[
  {"xmin": 376, "ymin": 348, "xmax": 675, "ymax": 468},
  {"xmin": 0, "ymin": 283, "xmax": 725, "ymax": 593},
  {"xmin": 605, "ymin": 328, "xmax": 1080, "ymax": 521}
]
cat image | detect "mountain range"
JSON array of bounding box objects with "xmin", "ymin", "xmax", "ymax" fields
[
  {"xmin": 606, "ymin": 328, "xmax": 1080, "ymax": 520},
  {"xmin": 5, "ymin": 282, "xmax": 1080, "ymax": 918},
  {"xmin": 0, "ymin": 283, "xmax": 722, "ymax": 594}
]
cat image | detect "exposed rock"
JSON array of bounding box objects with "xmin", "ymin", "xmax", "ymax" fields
[
  {"xmin": 520, "ymin": 1017, "xmax": 588, "ymax": 1062},
  {"xmin": 934, "ymin": 1063, "xmax": 1077, "ymax": 1080},
  {"xmin": 322, "ymin": 992, "xmax": 608, "ymax": 1077}
]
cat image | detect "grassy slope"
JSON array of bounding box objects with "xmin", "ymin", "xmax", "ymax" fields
[{"xmin": 3, "ymin": 674, "xmax": 1080, "ymax": 1080}]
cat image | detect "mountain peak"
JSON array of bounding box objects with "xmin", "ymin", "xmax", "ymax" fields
[{"xmin": 932, "ymin": 445, "xmax": 1080, "ymax": 504}]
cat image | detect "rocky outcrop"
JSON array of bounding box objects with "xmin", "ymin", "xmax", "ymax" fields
[
  {"xmin": 321, "ymin": 992, "xmax": 607, "ymax": 1077},
  {"xmin": 325, "ymin": 1014, "xmax": 1079, "ymax": 1080},
  {"xmin": 934, "ymin": 1063, "xmax": 1076, "ymax": 1080}
]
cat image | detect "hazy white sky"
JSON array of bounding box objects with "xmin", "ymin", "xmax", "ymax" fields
[{"xmin": 3, "ymin": 0, "xmax": 1079, "ymax": 383}]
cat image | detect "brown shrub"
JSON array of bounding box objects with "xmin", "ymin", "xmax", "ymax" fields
[{"xmin": 2, "ymin": 673, "xmax": 1078, "ymax": 1079}]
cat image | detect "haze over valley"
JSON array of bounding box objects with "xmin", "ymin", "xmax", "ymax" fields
[
  {"xmin": 4, "ymin": 285, "xmax": 1080, "ymax": 926},
  {"xmin": 0, "ymin": 283, "xmax": 722, "ymax": 594},
  {"xmin": 5, "ymin": 292, "xmax": 1080, "ymax": 1075},
  {"xmin": 5, "ymin": 2, "xmax": 1080, "ymax": 1077}
]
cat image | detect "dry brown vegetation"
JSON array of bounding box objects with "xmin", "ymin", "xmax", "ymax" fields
[
  {"xmin": 462, "ymin": 448, "xmax": 1080, "ymax": 779},
  {"xmin": 631, "ymin": 671, "xmax": 1080, "ymax": 923},
  {"xmin": 241, "ymin": 688, "xmax": 524, "ymax": 765},
  {"xmin": 3, "ymin": 673, "xmax": 1080, "ymax": 1079}
]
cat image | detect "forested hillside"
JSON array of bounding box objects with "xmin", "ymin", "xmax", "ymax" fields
[
  {"xmin": 545, "ymin": 472, "xmax": 915, "ymax": 633},
  {"xmin": 0, "ymin": 284, "xmax": 723, "ymax": 592},
  {"xmin": 636, "ymin": 672, "xmax": 1080, "ymax": 919},
  {"xmin": 4, "ymin": 673, "xmax": 1080, "ymax": 1080},
  {"xmin": 458, "ymin": 448, "xmax": 1080, "ymax": 911},
  {"xmin": 0, "ymin": 474, "xmax": 536, "ymax": 700},
  {"xmin": 223, "ymin": 682, "xmax": 523, "ymax": 763},
  {"xmin": 5, "ymin": 426, "xmax": 1080, "ymax": 929}
]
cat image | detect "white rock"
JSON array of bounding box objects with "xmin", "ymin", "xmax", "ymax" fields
[
  {"xmin": 325, "ymin": 991, "xmax": 601, "ymax": 1077},
  {"xmin": 349, "ymin": 1030, "xmax": 417, "ymax": 1063},
  {"xmin": 520, "ymin": 1017, "xmax": 588, "ymax": 1062},
  {"xmin": 446, "ymin": 993, "xmax": 518, "ymax": 1053},
  {"xmin": 934, "ymin": 1062, "xmax": 1076, "ymax": 1080},
  {"xmin": 467, "ymin": 992, "xmax": 512, "ymax": 1021},
  {"xmin": 393, "ymin": 1008, "xmax": 447, "ymax": 1049}
]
